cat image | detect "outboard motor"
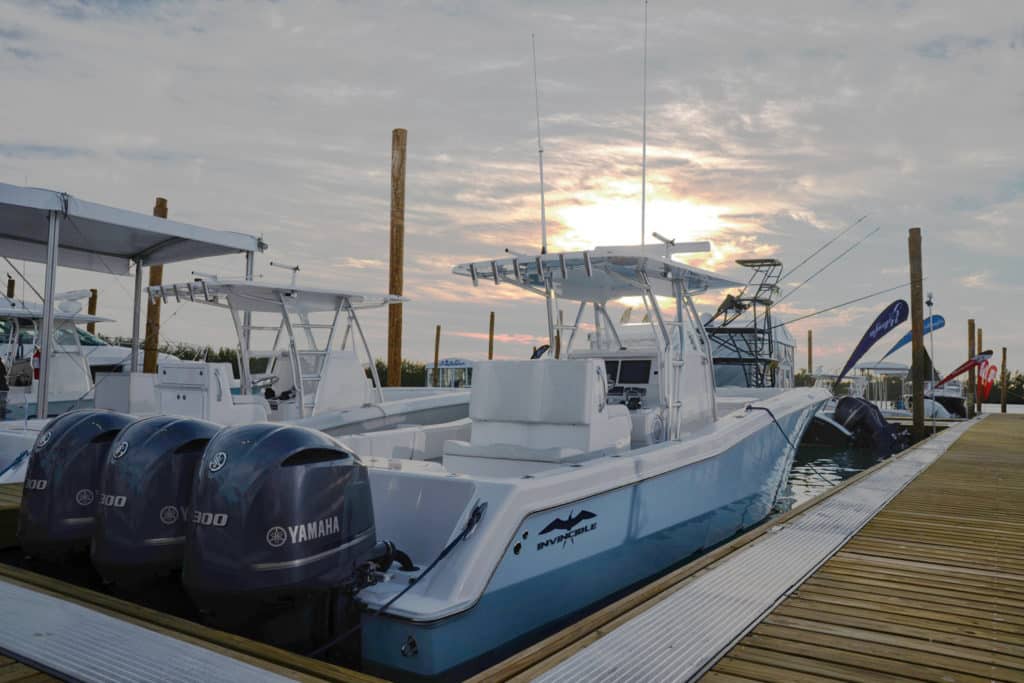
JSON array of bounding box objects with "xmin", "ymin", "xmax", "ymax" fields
[
  {"xmin": 834, "ymin": 396, "xmax": 909, "ymax": 457},
  {"xmin": 17, "ymin": 410, "xmax": 135, "ymax": 560},
  {"xmin": 91, "ymin": 415, "xmax": 221, "ymax": 587},
  {"xmin": 182, "ymin": 423, "xmax": 378, "ymax": 652}
]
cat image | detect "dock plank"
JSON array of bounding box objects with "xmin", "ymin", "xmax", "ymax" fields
[{"xmin": 703, "ymin": 414, "xmax": 1024, "ymax": 683}]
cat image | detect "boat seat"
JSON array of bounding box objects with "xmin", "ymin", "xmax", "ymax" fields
[{"xmin": 442, "ymin": 359, "xmax": 631, "ymax": 470}]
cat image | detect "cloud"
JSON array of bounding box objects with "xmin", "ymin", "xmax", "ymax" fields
[{"xmin": 1, "ymin": 1, "xmax": 1022, "ymax": 373}]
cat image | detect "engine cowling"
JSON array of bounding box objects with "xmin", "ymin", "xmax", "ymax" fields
[
  {"xmin": 17, "ymin": 410, "xmax": 135, "ymax": 560},
  {"xmin": 91, "ymin": 415, "xmax": 221, "ymax": 587},
  {"xmin": 182, "ymin": 422, "xmax": 376, "ymax": 650}
]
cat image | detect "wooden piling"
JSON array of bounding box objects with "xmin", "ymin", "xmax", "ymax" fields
[
  {"xmin": 907, "ymin": 228, "xmax": 925, "ymax": 439},
  {"xmin": 488, "ymin": 311, "xmax": 495, "ymax": 360},
  {"xmin": 387, "ymin": 129, "xmax": 408, "ymax": 387},
  {"xmin": 86, "ymin": 289, "xmax": 98, "ymax": 334},
  {"xmin": 432, "ymin": 324, "xmax": 441, "ymax": 388},
  {"xmin": 977, "ymin": 327, "xmax": 983, "ymax": 413},
  {"xmin": 967, "ymin": 319, "xmax": 975, "ymax": 418},
  {"xmin": 807, "ymin": 330, "xmax": 812, "ymax": 375},
  {"xmin": 142, "ymin": 198, "xmax": 167, "ymax": 374},
  {"xmin": 5, "ymin": 277, "xmax": 13, "ymax": 298},
  {"xmin": 1001, "ymin": 347, "xmax": 1008, "ymax": 414}
]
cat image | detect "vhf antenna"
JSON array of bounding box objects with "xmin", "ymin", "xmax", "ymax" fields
[
  {"xmin": 532, "ymin": 34, "xmax": 548, "ymax": 254},
  {"xmin": 640, "ymin": 0, "xmax": 648, "ymax": 249}
]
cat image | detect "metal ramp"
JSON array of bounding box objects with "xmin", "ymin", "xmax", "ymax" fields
[{"xmin": 0, "ymin": 579, "xmax": 294, "ymax": 683}]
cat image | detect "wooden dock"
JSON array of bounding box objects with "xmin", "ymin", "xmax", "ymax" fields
[
  {"xmin": 701, "ymin": 413, "xmax": 1024, "ymax": 683},
  {"xmin": 479, "ymin": 414, "xmax": 1023, "ymax": 682}
]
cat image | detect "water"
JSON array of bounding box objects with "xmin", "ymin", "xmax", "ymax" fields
[{"xmin": 774, "ymin": 443, "xmax": 884, "ymax": 513}]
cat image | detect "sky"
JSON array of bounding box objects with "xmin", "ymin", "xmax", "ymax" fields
[{"xmin": 1, "ymin": 0, "xmax": 1022, "ymax": 376}]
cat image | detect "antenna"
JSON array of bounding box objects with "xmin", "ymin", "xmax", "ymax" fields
[
  {"xmin": 640, "ymin": 0, "xmax": 648, "ymax": 249},
  {"xmin": 532, "ymin": 34, "xmax": 548, "ymax": 254}
]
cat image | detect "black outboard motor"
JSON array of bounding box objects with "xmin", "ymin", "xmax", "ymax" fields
[
  {"xmin": 17, "ymin": 409, "xmax": 135, "ymax": 560},
  {"xmin": 834, "ymin": 396, "xmax": 909, "ymax": 457},
  {"xmin": 91, "ymin": 415, "xmax": 221, "ymax": 587},
  {"xmin": 182, "ymin": 423, "xmax": 377, "ymax": 652}
]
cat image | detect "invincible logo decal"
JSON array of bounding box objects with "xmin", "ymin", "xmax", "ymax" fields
[
  {"xmin": 209, "ymin": 451, "xmax": 228, "ymax": 472},
  {"xmin": 537, "ymin": 509, "xmax": 597, "ymax": 550},
  {"xmin": 75, "ymin": 489, "xmax": 94, "ymax": 506},
  {"xmin": 112, "ymin": 441, "xmax": 129, "ymax": 460}
]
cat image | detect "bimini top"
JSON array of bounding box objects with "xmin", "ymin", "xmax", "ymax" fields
[
  {"xmin": 0, "ymin": 183, "xmax": 266, "ymax": 275},
  {"xmin": 452, "ymin": 244, "xmax": 744, "ymax": 302},
  {"xmin": 0, "ymin": 300, "xmax": 113, "ymax": 324},
  {"xmin": 148, "ymin": 277, "xmax": 404, "ymax": 314}
]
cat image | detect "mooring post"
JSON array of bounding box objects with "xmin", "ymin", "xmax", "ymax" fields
[
  {"xmin": 1001, "ymin": 347, "xmax": 1008, "ymax": 414},
  {"xmin": 908, "ymin": 227, "xmax": 925, "ymax": 440},
  {"xmin": 5, "ymin": 277, "xmax": 13, "ymax": 298},
  {"xmin": 433, "ymin": 324, "xmax": 441, "ymax": 388},
  {"xmin": 488, "ymin": 311, "xmax": 495, "ymax": 360},
  {"xmin": 143, "ymin": 198, "xmax": 167, "ymax": 374},
  {"xmin": 387, "ymin": 128, "xmax": 408, "ymax": 387},
  {"xmin": 86, "ymin": 288, "xmax": 98, "ymax": 334},
  {"xmin": 977, "ymin": 327, "xmax": 983, "ymax": 413},
  {"xmin": 967, "ymin": 319, "xmax": 976, "ymax": 419},
  {"xmin": 807, "ymin": 329, "xmax": 813, "ymax": 375}
]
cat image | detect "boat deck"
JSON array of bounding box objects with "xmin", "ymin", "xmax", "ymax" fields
[{"xmin": 477, "ymin": 414, "xmax": 1023, "ymax": 682}]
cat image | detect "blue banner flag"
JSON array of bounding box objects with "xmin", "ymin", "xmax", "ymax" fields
[
  {"xmin": 878, "ymin": 314, "xmax": 945, "ymax": 362},
  {"xmin": 835, "ymin": 300, "xmax": 909, "ymax": 385}
]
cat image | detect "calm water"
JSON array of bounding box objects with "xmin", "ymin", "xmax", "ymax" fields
[{"xmin": 774, "ymin": 443, "xmax": 885, "ymax": 513}]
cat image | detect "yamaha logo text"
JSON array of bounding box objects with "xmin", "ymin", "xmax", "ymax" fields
[{"xmin": 266, "ymin": 516, "xmax": 341, "ymax": 547}]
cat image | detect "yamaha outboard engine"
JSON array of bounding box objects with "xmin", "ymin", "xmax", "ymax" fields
[
  {"xmin": 17, "ymin": 410, "xmax": 135, "ymax": 560},
  {"xmin": 182, "ymin": 423, "xmax": 377, "ymax": 652},
  {"xmin": 834, "ymin": 396, "xmax": 909, "ymax": 457},
  {"xmin": 91, "ymin": 415, "xmax": 221, "ymax": 587}
]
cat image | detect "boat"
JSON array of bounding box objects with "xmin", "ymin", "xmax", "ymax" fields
[
  {"xmin": 0, "ymin": 276, "xmax": 471, "ymax": 482},
  {"xmin": 14, "ymin": 244, "xmax": 828, "ymax": 681}
]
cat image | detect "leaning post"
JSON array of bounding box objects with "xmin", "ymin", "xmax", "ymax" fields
[
  {"xmin": 387, "ymin": 128, "xmax": 407, "ymax": 387},
  {"xmin": 907, "ymin": 227, "xmax": 925, "ymax": 440}
]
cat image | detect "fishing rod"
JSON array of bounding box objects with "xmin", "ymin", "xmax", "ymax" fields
[
  {"xmin": 531, "ymin": 34, "xmax": 548, "ymax": 255},
  {"xmin": 640, "ymin": 0, "xmax": 648, "ymax": 248},
  {"xmin": 781, "ymin": 214, "xmax": 867, "ymax": 280},
  {"xmin": 775, "ymin": 226, "xmax": 880, "ymax": 305},
  {"xmin": 772, "ymin": 277, "xmax": 925, "ymax": 328}
]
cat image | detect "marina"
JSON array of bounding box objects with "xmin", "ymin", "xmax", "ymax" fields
[
  {"xmin": 2, "ymin": 3, "xmax": 1022, "ymax": 680},
  {"xmin": 0, "ymin": 414, "xmax": 1019, "ymax": 680}
]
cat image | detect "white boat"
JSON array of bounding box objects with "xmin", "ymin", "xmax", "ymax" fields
[
  {"xmin": 345, "ymin": 247, "xmax": 829, "ymax": 678},
  {"xmin": 180, "ymin": 246, "xmax": 825, "ymax": 679},
  {"xmin": 0, "ymin": 276, "xmax": 471, "ymax": 481}
]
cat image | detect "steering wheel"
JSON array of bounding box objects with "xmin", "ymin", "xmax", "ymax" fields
[{"xmin": 251, "ymin": 375, "xmax": 279, "ymax": 390}]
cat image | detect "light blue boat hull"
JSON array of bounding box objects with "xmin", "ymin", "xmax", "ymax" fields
[{"xmin": 361, "ymin": 403, "xmax": 819, "ymax": 680}]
